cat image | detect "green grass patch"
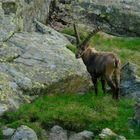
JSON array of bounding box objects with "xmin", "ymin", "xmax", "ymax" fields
[
  {"xmin": 1, "ymin": 92, "xmax": 140, "ymax": 139},
  {"xmin": 0, "ymin": 28, "xmax": 139, "ymax": 139},
  {"xmin": 66, "ymin": 44, "xmax": 77, "ymax": 53}
]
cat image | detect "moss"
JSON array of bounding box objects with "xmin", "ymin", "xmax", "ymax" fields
[{"xmin": 66, "ymin": 44, "xmax": 76, "ymax": 53}]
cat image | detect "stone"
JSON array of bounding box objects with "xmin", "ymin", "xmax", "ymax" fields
[
  {"xmin": 121, "ymin": 62, "xmax": 140, "ymax": 98},
  {"xmin": 78, "ymin": 130, "xmax": 94, "ymax": 139},
  {"xmin": 2, "ymin": 127, "xmax": 15, "ymax": 139},
  {"xmin": 47, "ymin": 126, "xmax": 94, "ymax": 140},
  {"xmin": 11, "ymin": 125, "xmax": 38, "ymax": 140},
  {"xmin": 63, "ymin": 34, "xmax": 76, "ymax": 44},
  {"xmin": 99, "ymin": 128, "xmax": 117, "ymax": 139},
  {"xmin": 69, "ymin": 130, "xmax": 94, "ymax": 140},
  {"xmin": 49, "ymin": 125, "xmax": 68, "ymax": 140},
  {"xmin": 116, "ymin": 135, "xmax": 127, "ymax": 140},
  {"xmin": 0, "ymin": 21, "xmax": 90, "ymax": 116}
]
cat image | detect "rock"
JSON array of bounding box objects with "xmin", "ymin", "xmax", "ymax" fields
[
  {"xmin": 78, "ymin": 130, "xmax": 94, "ymax": 140},
  {"xmin": 121, "ymin": 62, "xmax": 140, "ymax": 98},
  {"xmin": 69, "ymin": 130, "xmax": 94, "ymax": 140},
  {"xmin": 99, "ymin": 128, "xmax": 117, "ymax": 139},
  {"xmin": 0, "ymin": 2, "xmax": 17, "ymax": 42},
  {"xmin": 11, "ymin": 125, "xmax": 38, "ymax": 140},
  {"xmin": 69, "ymin": 134, "xmax": 84, "ymax": 140},
  {"xmin": 63, "ymin": 34, "xmax": 76, "ymax": 44},
  {"xmin": 2, "ymin": 127, "xmax": 15, "ymax": 139},
  {"xmin": 51, "ymin": 0, "xmax": 140, "ymax": 37},
  {"xmin": 49, "ymin": 125, "xmax": 68, "ymax": 140},
  {"xmin": 0, "ymin": 0, "xmax": 52, "ymax": 42},
  {"xmin": 116, "ymin": 135, "xmax": 127, "ymax": 140},
  {"xmin": 121, "ymin": 62, "xmax": 140, "ymax": 127},
  {"xmin": 0, "ymin": 21, "xmax": 90, "ymax": 116},
  {"xmin": 47, "ymin": 125, "xmax": 94, "ymax": 140},
  {"xmin": 99, "ymin": 128, "xmax": 127, "ymax": 140}
]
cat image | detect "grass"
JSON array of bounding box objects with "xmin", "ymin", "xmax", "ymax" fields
[
  {"xmin": 0, "ymin": 27, "xmax": 139, "ymax": 139},
  {"xmin": 1, "ymin": 91, "xmax": 140, "ymax": 139}
]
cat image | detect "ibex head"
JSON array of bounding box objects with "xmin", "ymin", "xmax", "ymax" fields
[{"xmin": 74, "ymin": 24, "xmax": 101, "ymax": 59}]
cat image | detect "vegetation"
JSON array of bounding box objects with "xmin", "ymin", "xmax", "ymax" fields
[
  {"xmin": 0, "ymin": 91, "xmax": 140, "ymax": 139},
  {"xmin": 0, "ymin": 27, "xmax": 139, "ymax": 139}
]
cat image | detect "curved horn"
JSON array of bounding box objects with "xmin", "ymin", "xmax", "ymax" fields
[
  {"xmin": 73, "ymin": 23, "xmax": 81, "ymax": 46},
  {"xmin": 80, "ymin": 26, "xmax": 101, "ymax": 48}
]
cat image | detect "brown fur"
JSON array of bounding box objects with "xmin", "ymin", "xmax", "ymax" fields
[
  {"xmin": 78, "ymin": 46, "xmax": 121, "ymax": 99},
  {"xmin": 74, "ymin": 24, "xmax": 121, "ymax": 99}
]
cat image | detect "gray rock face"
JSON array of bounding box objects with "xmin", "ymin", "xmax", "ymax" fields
[
  {"xmin": 48, "ymin": 125, "xmax": 94, "ymax": 140},
  {"xmin": 120, "ymin": 62, "xmax": 140, "ymax": 127},
  {"xmin": 0, "ymin": 0, "xmax": 52, "ymax": 42},
  {"xmin": 2, "ymin": 127, "xmax": 15, "ymax": 139},
  {"xmin": 11, "ymin": 125, "xmax": 38, "ymax": 140},
  {"xmin": 0, "ymin": 21, "xmax": 90, "ymax": 116},
  {"xmin": 0, "ymin": 2, "xmax": 17, "ymax": 42},
  {"xmin": 52, "ymin": 0, "xmax": 140, "ymax": 37},
  {"xmin": 49, "ymin": 125, "xmax": 68, "ymax": 140},
  {"xmin": 121, "ymin": 62, "xmax": 140, "ymax": 98}
]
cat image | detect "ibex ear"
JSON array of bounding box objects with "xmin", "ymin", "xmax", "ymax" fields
[{"xmin": 73, "ymin": 23, "xmax": 81, "ymax": 46}]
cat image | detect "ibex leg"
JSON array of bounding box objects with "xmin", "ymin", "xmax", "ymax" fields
[
  {"xmin": 91, "ymin": 76, "xmax": 98, "ymax": 96},
  {"xmin": 101, "ymin": 77, "xmax": 106, "ymax": 94},
  {"xmin": 106, "ymin": 76, "xmax": 116, "ymax": 99},
  {"xmin": 114, "ymin": 71, "xmax": 120, "ymax": 100}
]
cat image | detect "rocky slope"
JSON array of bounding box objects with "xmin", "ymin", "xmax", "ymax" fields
[
  {"xmin": 0, "ymin": 0, "xmax": 51, "ymax": 33},
  {"xmin": 52, "ymin": 0, "xmax": 140, "ymax": 37},
  {"xmin": 0, "ymin": 20, "xmax": 90, "ymax": 116}
]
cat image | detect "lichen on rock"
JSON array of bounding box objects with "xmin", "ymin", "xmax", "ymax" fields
[{"xmin": 0, "ymin": 21, "xmax": 90, "ymax": 116}]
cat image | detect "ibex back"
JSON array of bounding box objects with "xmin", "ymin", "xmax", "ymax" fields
[{"xmin": 74, "ymin": 24, "xmax": 121, "ymax": 99}]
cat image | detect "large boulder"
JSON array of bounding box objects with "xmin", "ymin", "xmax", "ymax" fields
[
  {"xmin": 0, "ymin": 0, "xmax": 52, "ymax": 41},
  {"xmin": 120, "ymin": 62, "xmax": 140, "ymax": 127},
  {"xmin": 121, "ymin": 62, "xmax": 140, "ymax": 99},
  {"xmin": 0, "ymin": 22, "xmax": 90, "ymax": 116},
  {"xmin": 0, "ymin": 2, "xmax": 17, "ymax": 42},
  {"xmin": 51, "ymin": 0, "xmax": 140, "ymax": 37},
  {"xmin": 11, "ymin": 125, "xmax": 38, "ymax": 140}
]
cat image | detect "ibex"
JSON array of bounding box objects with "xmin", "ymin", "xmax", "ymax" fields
[{"xmin": 74, "ymin": 24, "xmax": 121, "ymax": 99}]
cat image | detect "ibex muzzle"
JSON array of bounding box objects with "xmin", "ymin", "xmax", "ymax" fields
[{"xmin": 74, "ymin": 24, "xmax": 121, "ymax": 100}]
